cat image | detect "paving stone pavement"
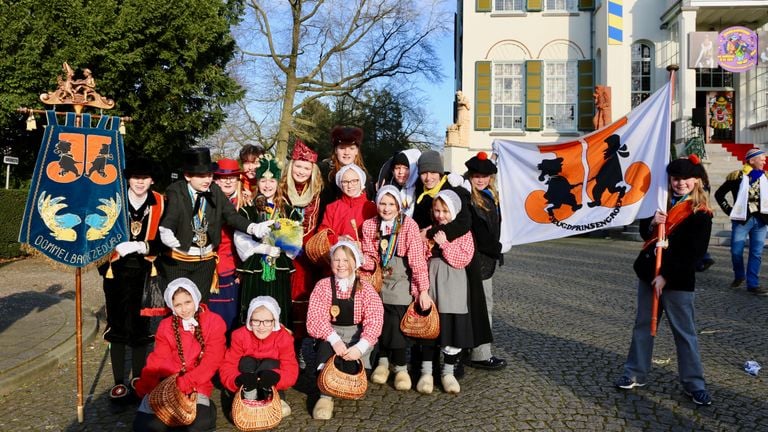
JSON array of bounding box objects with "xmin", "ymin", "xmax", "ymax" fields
[{"xmin": 0, "ymin": 237, "xmax": 766, "ymax": 431}]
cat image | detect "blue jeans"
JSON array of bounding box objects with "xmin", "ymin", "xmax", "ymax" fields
[
  {"xmin": 622, "ymin": 280, "xmax": 706, "ymax": 393},
  {"xmin": 730, "ymin": 217, "xmax": 767, "ymax": 289}
]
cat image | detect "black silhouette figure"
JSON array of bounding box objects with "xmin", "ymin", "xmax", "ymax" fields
[
  {"xmin": 53, "ymin": 140, "xmax": 80, "ymax": 177},
  {"xmin": 587, "ymin": 134, "xmax": 629, "ymax": 208},
  {"xmin": 538, "ymin": 157, "xmax": 582, "ymax": 216},
  {"xmin": 86, "ymin": 143, "xmax": 112, "ymax": 178}
]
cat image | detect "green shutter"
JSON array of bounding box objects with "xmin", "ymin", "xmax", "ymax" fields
[
  {"xmin": 577, "ymin": 60, "xmax": 595, "ymax": 131},
  {"xmin": 578, "ymin": 0, "xmax": 595, "ymax": 10},
  {"xmin": 475, "ymin": 61, "xmax": 492, "ymax": 131},
  {"xmin": 525, "ymin": 60, "xmax": 543, "ymax": 131},
  {"xmin": 477, "ymin": 0, "xmax": 491, "ymax": 12},
  {"xmin": 526, "ymin": 0, "xmax": 543, "ymax": 12}
]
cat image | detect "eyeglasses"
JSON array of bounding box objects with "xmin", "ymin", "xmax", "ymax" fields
[
  {"xmin": 340, "ymin": 179, "xmax": 360, "ymax": 186},
  {"xmin": 250, "ymin": 319, "xmax": 275, "ymax": 327}
]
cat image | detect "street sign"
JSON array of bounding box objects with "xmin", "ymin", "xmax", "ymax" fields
[{"xmin": 3, "ymin": 156, "xmax": 18, "ymax": 165}]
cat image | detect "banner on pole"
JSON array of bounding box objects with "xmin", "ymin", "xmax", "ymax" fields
[
  {"xmin": 19, "ymin": 111, "xmax": 128, "ymax": 267},
  {"xmin": 494, "ymin": 81, "xmax": 671, "ymax": 250}
]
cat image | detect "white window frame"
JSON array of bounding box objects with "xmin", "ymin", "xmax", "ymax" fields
[
  {"xmin": 631, "ymin": 42, "xmax": 653, "ymax": 108},
  {"xmin": 492, "ymin": 62, "xmax": 525, "ymax": 131},
  {"xmin": 750, "ymin": 66, "xmax": 768, "ymax": 124},
  {"xmin": 494, "ymin": 0, "xmax": 524, "ymax": 12},
  {"xmin": 544, "ymin": 61, "xmax": 577, "ymax": 132},
  {"xmin": 545, "ymin": 0, "xmax": 577, "ymax": 12}
]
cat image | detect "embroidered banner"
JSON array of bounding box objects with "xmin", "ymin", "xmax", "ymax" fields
[
  {"xmin": 19, "ymin": 111, "xmax": 128, "ymax": 267},
  {"xmin": 494, "ymin": 81, "xmax": 671, "ymax": 250}
]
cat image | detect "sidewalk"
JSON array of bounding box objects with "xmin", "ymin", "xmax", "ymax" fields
[{"xmin": 0, "ymin": 256, "xmax": 101, "ymax": 397}]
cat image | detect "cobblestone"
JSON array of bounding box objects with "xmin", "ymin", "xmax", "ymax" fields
[{"xmin": 0, "ymin": 238, "xmax": 766, "ymax": 430}]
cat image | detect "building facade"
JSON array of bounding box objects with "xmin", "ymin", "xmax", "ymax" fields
[{"xmin": 445, "ymin": 0, "xmax": 768, "ymax": 173}]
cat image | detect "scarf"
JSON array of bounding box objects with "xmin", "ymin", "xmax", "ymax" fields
[
  {"xmin": 181, "ymin": 317, "xmax": 199, "ymax": 332},
  {"xmin": 416, "ymin": 175, "xmax": 448, "ymax": 204},
  {"xmin": 730, "ymin": 166, "xmax": 768, "ymax": 221},
  {"xmin": 286, "ymin": 175, "xmax": 317, "ymax": 208},
  {"xmin": 642, "ymin": 199, "xmax": 695, "ymax": 250}
]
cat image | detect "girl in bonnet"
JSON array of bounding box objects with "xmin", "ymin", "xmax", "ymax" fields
[
  {"xmin": 219, "ymin": 296, "xmax": 298, "ymax": 418},
  {"xmin": 133, "ymin": 278, "xmax": 226, "ymax": 431}
]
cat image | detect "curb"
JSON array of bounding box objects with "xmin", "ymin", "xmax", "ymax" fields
[{"xmin": 0, "ymin": 298, "xmax": 99, "ymax": 397}]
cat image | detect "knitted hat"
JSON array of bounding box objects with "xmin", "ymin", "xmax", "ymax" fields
[
  {"xmin": 164, "ymin": 278, "xmax": 201, "ymax": 313},
  {"xmin": 255, "ymin": 155, "xmax": 282, "ymax": 180},
  {"xmin": 418, "ymin": 150, "xmax": 443, "ymax": 174},
  {"xmin": 331, "ymin": 126, "xmax": 364, "ymax": 147},
  {"xmin": 245, "ymin": 296, "xmax": 281, "ymax": 332},
  {"xmin": 465, "ymin": 151, "xmax": 497, "ymax": 175},
  {"xmin": 392, "ymin": 151, "xmax": 410, "ymax": 167},
  {"xmin": 181, "ymin": 147, "xmax": 213, "ymax": 174},
  {"xmin": 335, "ymin": 163, "xmax": 367, "ymax": 191},
  {"xmin": 291, "ymin": 139, "xmax": 318, "ymax": 163},
  {"xmin": 330, "ymin": 240, "xmax": 362, "ymax": 269},
  {"xmin": 212, "ymin": 158, "xmax": 242, "ymax": 176},
  {"xmin": 435, "ymin": 189, "xmax": 462, "ymax": 220},
  {"xmin": 666, "ymin": 155, "xmax": 706, "ymax": 179},
  {"xmin": 745, "ymin": 148, "xmax": 765, "ymax": 161},
  {"xmin": 376, "ymin": 185, "xmax": 402, "ymax": 209},
  {"xmin": 123, "ymin": 157, "xmax": 160, "ymax": 180}
]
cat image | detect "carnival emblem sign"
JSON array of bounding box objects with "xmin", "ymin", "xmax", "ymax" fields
[
  {"xmin": 494, "ymin": 82, "xmax": 672, "ymax": 249},
  {"xmin": 19, "ymin": 111, "xmax": 128, "ymax": 267},
  {"xmin": 717, "ymin": 26, "xmax": 758, "ymax": 73}
]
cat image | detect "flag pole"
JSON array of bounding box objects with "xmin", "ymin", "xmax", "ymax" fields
[{"xmin": 651, "ymin": 64, "xmax": 679, "ymax": 337}]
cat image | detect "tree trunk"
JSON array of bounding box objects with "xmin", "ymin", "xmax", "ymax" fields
[{"xmin": 275, "ymin": 76, "xmax": 297, "ymax": 161}]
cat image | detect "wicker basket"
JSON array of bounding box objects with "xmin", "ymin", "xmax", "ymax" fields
[
  {"xmin": 358, "ymin": 262, "xmax": 382, "ymax": 293},
  {"xmin": 317, "ymin": 355, "xmax": 368, "ymax": 400},
  {"xmin": 231, "ymin": 386, "xmax": 283, "ymax": 431},
  {"xmin": 148, "ymin": 374, "xmax": 197, "ymax": 427},
  {"xmin": 400, "ymin": 301, "xmax": 440, "ymax": 340},
  {"xmin": 306, "ymin": 228, "xmax": 333, "ymax": 265}
]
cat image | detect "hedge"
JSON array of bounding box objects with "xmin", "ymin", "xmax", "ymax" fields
[{"xmin": 0, "ymin": 189, "xmax": 30, "ymax": 259}]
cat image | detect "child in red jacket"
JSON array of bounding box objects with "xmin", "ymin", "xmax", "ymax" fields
[
  {"xmin": 133, "ymin": 278, "xmax": 226, "ymax": 431},
  {"xmin": 219, "ymin": 296, "xmax": 298, "ymax": 418}
]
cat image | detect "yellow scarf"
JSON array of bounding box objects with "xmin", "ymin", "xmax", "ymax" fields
[{"xmin": 416, "ymin": 175, "xmax": 448, "ymax": 204}]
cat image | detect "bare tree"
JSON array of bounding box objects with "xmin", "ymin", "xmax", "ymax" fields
[{"xmin": 236, "ymin": 0, "xmax": 448, "ymax": 160}]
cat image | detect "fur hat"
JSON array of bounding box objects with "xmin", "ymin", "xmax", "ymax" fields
[
  {"xmin": 246, "ymin": 296, "xmax": 281, "ymax": 332},
  {"xmin": 181, "ymin": 147, "xmax": 213, "ymax": 174},
  {"xmin": 435, "ymin": 189, "xmax": 462, "ymax": 220},
  {"xmin": 212, "ymin": 158, "xmax": 242, "ymax": 176},
  {"xmin": 465, "ymin": 151, "xmax": 497, "ymax": 175},
  {"xmin": 745, "ymin": 148, "xmax": 765, "ymax": 161},
  {"xmin": 418, "ymin": 150, "xmax": 443, "ymax": 174},
  {"xmin": 164, "ymin": 278, "xmax": 202, "ymax": 313},
  {"xmin": 123, "ymin": 157, "xmax": 160, "ymax": 180},
  {"xmin": 331, "ymin": 126, "xmax": 364, "ymax": 147},
  {"xmin": 666, "ymin": 155, "xmax": 706, "ymax": 179},
  {"xmin": 291, "ymin": 139, "xmax": 318, "ymax": 163},
  {"xmin": 330, "ymin": 240, "xmax": 363, "ymax": 269},
  {"xmin": 335, "ymin": 163, "xmax": 367, "ymax": 191},
  {"xmin": 255, "ymin": 155, "xmax": 282, "ymax": 180}
]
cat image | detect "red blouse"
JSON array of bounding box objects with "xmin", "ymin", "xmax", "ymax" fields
[
  {"xmin": 219, "ymin": 325, "xmax": 299, "ymax": 393},
  {"xmin": 318, "ymin": 194, "xmax": 377, "ymax": 244},
  {"xmin": 134, "ymin": 305, "xmax": 226, "ymax": 398}
]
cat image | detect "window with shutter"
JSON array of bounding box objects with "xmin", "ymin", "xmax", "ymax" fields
[
  {"xmin": 525, "ymin": 60, "xmax": 543, "ymax": 131},
  {"xmin": 477, "ymin": 0, "xmax": 492, "ymax": 12},
  {"xmin": 475, "ymin": 61, "xmax": 492, "ymax": 130},
  {"xmin": 578, "ymin": 60, "xmax": 595, "ymax": 131}
]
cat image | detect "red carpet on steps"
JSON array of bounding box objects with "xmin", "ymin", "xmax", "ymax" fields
[{"xmin": 719, "ymin": 143, "xmax": 756, "ymax": 163}]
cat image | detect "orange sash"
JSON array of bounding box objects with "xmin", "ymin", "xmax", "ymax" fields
[{"xmin": 642, "ymin": 200, "xmax": 694, "ymax": 250}]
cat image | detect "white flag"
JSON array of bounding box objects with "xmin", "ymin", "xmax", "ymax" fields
[{"xmin": 494, "ymin": 82, "xmax": 671, "ymax": 250}]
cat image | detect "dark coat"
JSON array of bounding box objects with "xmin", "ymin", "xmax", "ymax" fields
[
  {"xmin": 412, "ymin": 177, "xmax": 472, "ymax": 242},
  {"xmin": 633, "ymin": 209, "xmax": 712, "ymax": 292},
  {"xmin": 469, "ymin": 191, "xmax": 502, "ymax": 279},
  {"xmin": 160, "ymin": 180, "xmax": 252, "ymax": 250},
  {"xmin": 714, "ymin": 170, "xmax": 768, "ymax": 225}
]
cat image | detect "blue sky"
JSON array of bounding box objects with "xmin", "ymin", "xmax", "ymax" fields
[{"xmin": 425, "ymin": 33, "xmax": 457, "ymax": 140}]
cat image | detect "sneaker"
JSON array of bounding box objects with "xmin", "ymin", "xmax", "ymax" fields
[
  {"xmin": 730, "ymin": 278, "xmax": 745, "ymax": 289},
  {"xmin": 748, "ymin": 287, "xmax": 768, "ymax": 296},
  {"xmin": 614, "ymin": 376, "xmax": 646, "ymax": 389},
  {"xmin": 684, "ymin": 389, "xmax": 712, "ymax": 406}
]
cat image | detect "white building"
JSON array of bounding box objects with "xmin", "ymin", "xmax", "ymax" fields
[{"xmin": 445, "ymin": 0, "xmax": 768, "ymax": 173}]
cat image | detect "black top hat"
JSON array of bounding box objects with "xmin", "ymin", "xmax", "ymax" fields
[
  {"xmin": 123, "ymin": 157, "xmax": 161, "ymax": 180},
  {"xmin": 181, "ymin": 147, "xmax": 213, "ymax": 174}
]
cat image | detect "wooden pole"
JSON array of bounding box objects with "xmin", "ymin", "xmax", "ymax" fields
[
  {"xmin": 651, "ymin": 65, "xmax": 679, "ymax": 337},
  {"xmin": 73, "ymin": 108, "xmax": 85, "ymax": 423}
]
